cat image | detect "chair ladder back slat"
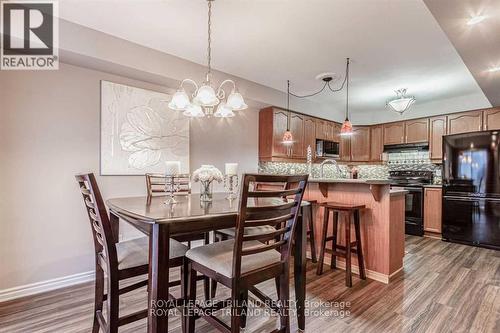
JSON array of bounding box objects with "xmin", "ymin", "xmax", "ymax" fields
[
  {"xmin": 231, "ymin": 173, "xmax": 308, "ymax": 279},
  {"xmin": 75, "ymin": 173, "xmax": 118, "ymax": 269}
]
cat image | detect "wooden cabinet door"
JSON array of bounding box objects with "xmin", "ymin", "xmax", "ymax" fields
[
  {"xmin": 303, "ymin": 116, "xmax": 316, "ymax": 159},
  {"xmin": 424, "ymin": 188, "xmax": 442, "ymax": 234},
  {"xmin": 332, "ymin": 122, "xmax": 341, "ymax": 142},
  {"xmin": 405, "ymin": 118, "xmax": 429, "ymax": 143},
  {"xmin": 315, "ymin": 120, "xmax": 327, "ymax": 140},
  {"xmin": 429, "ymin": 116, "xmax": 447, "ymax": 162},
  {"xmin": 370, "ymin": 125, "xmax": 384, "ymax": 161},
  {"xmin": 290, "ymin": 113, "xmax": 305, "ymax": 158},
  {"xmin": 326, "ymin": 122, "xmax": 336, "ymax": 141},
  {"xmin": 483, "ymin": 107, "xmax": 500, "ymax": 130},
  {"xmin": 272, "ymin": 109, "xmax": 289, "ymax": 157},
  {"xmin": 447, "ymin": 110, "xmax": 483, "ymax": 135},
  {"xmin": 383, "ymin": 122, "xmax": 405, "ymax": 145},
  {"xmin": 350, "ymin": 126, "xmax": 370, "ymax": 161}
]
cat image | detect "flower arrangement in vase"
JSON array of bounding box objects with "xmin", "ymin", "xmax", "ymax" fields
[{"xmin": 192, "ymin": 165, "xmax": 223, "ymax": 202}]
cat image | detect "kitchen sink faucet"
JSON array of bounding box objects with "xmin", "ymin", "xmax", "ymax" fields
[{"xmin": 320, "ymin": 159, "xmax": 345, "ymax": 178}]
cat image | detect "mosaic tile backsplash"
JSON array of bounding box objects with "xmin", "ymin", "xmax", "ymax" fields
[{"xmin": 259, "ymin": 152, "xmax": 442, "ymax": 184}]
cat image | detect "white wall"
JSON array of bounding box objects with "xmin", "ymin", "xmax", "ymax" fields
[{"xmin": 0, "ymin": 63, "xmax": 258, "ymax": 291}]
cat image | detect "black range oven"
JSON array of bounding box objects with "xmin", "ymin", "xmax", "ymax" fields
[{"xmin": 389, "ymin": 170, "xmax": 433, "ymax": 236}]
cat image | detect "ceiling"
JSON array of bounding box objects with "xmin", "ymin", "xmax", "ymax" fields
[
  {"xmin": 424, "ymin": 0, "xmax": 500, "ymax": 107},
  {"xmin": 57, "ymin": 0, "xmax": 494, "ymax": 123}
]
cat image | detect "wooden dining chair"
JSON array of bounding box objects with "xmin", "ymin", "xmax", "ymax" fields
[
  {"xmin": 184, "ymin": 173, "xmax": 308, "ymax": 333},
  {"xmin": 145, "ymin": 173, "xmax": 211, "ymax": 300},
  {"xmin": 76, "ymin": 173, "xmax": 188, "ymax": 333},
  {"xmin": 211, "ymin": 181, "xmax": 317, "ymax": 298}
]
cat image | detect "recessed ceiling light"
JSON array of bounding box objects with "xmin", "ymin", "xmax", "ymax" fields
[
  {"xmin": 467, "ymin": 15, "xmax": 487, "ymax": 25},
  {"xmin": 487, "ymin": 66, "xmax": 500, "ymax": 73}
]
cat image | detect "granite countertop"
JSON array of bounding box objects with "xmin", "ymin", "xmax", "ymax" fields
[
  {"xmin": 423, "ymin": 184, "xmax": 442, "ymax": 188},
  {"xmin": 308, "ymin": 178, "xmax": 391, "ymax": 185}
]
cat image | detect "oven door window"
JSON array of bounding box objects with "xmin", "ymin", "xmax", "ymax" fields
[{"xmin": 405, "ymin": 189, "xmax": 423, "ymax": 219}]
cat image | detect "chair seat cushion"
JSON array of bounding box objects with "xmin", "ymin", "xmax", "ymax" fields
[
  {"xmin": 301, "ymin": 200, "xmax": 311, "ymax": 207},
  {"xmin": 186, "ymin": 240, "xmax": 281, "ymax": 277},
  {"xmin": 116, "ymin": 237, "xmax": 188, "ymax": 270},
  {"xmin": 217, "ymin": 225, "xmax": 276, "ymax": 238}
]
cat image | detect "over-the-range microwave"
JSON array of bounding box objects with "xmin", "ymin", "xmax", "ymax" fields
[{"xmin": 316, "ymin": 139, "xmax": 340, "ymax": 158}]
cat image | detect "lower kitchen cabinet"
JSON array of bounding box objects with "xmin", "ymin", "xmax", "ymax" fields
[{"xmin": 424, "ymin": 187, "xmax": 442, "ymax": 236}]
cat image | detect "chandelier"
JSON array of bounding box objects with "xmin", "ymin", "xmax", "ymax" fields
[
  {"xmin": 168, "ymin": 0, "xmax": 247, "ymax": 118},
  {"xmin": 387, "ymin": 89, "xmax": 416, "ymax": 115}
]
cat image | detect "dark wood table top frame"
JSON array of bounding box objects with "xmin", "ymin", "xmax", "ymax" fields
[{"xmin": 106, "ymin": 193, "xmax": 307, "ymax": 333}]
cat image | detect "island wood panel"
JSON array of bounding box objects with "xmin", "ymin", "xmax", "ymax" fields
[
  {"xmin": 305, "ymin": 182, "xmax": 398, "ymax": 277},
  {"xmin": 389, "ymin": 194, "xmax": 405, "ymax": 274},
  {"xmin": 370, "ymin": 125, "xmax": 384, "ymax": 162},
  {"xmin": 405, "ymin": 118, "xmax": 429, "ymax": 143},
  {"xmin": 483, "ymin": 107, "xmax": 500, "ymax": 131},
  {"xmin": 383, "ymin": 122, "xmax": 405, "ymax": 145},
  {"xmin": 447, "ymin": 110, "xmax": 483, "ymax": 135},
  {"xmin": 429, "ymin": 116, "xmax": 447, "ymax": 162}
]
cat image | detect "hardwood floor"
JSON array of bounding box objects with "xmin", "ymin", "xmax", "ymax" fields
[{"xmin": 1, "ymin": 236, "xmax": 499, "ymax": 332}]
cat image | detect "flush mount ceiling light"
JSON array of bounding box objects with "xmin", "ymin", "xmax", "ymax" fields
[
  {"xmin": 168, "ymin": 0, "xmax": 247, "ymax": 118},
  {"xmin": 467, "ymin": 15, "xmax": 487, "ymax": 25},
  {"xmin": 386, "ymin": 88, "xmax": 416, "ymax": 115},
  {"xmin": 487, "ymin": 66, "xmax": 500, "ymax": 73}
]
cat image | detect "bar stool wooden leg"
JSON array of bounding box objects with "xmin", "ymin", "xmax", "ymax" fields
[
  {"xmin": 330, "ymin": 211, "xmax": 339, "ymax": 269},
  {"xmin": 305, "ymin": 204, "xmax": 318, "ymax": 263},
  {"xmin": 345, "ymin": 212, "xmax": 352, "ymax": 287},
  {"xmin": 316, "ymin": 207, "xmax": 330, "ymax": 275},
  {"xmin": 354, "ymin": 209, "xmax": 366, "ymax": 280}
]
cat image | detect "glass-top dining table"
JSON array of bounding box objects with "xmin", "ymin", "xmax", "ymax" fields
[{"xmin": 106, "ymin": 193, "xmax": 307, "ymax": 332}]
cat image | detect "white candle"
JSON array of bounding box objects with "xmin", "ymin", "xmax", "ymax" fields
[
  {"xmin": 165, "ymin": 161, "xmax": 181, "ymax": 176},
  {"xmin": 225, "ymin": 163, "xmax": 238, "ymax": 176}
]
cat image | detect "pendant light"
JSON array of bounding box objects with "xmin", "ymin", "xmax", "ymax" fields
[
  {"xmin": 168, "ymin": 0, "xmax": 247, "ymax": 118},
  {"xmin": 340, "ymin": 58, "xmax": 353, "ymax": 136},
  {"xmin": 282, "ymin": 80, "xmax": 294, "ymax": 145}
]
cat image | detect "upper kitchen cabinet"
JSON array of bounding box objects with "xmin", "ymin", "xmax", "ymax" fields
[
  {"xmin": 303, "ymin": 116, "xmax": 316, "ymax": 158},
  {"xmin": 259, "ymin": 107, "xmax": 293, "ymax": 160},
  {"xmin": 447, "ymin": 110, "xmax": 483, "ymax": 135},
  {"xmin": 429, "ymin": 116, "xmax": 447, "ymax": 162},
  {"xmin": 370, "ymin": 125, "xmax": 384, "ymax": 162},
  {"xmin": 350, "ymin": 126, "xmax": 371, "ymax": 162},
  {"xmin": 383, "ymin": 122, "xmax": 405, "ymax": 145},
  {"xmin": 326, "ymin": 121, "xmax": 337, "ymax": 142},
  {"xmin": 315, "ymin": 119, "xmax": 328, "ymax": 140},
  {"xmin": 290, "ymin": 113, "xmax": 305, "ymax": 159},
  {"xmin": 483, "ymin": 107, "xmax": 500, "ymax": 131},
  {"xmin": 405, "ymin": 118, "xmax": 429, "ymax": 143}
]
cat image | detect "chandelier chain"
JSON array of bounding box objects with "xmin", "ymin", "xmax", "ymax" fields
[{"xmin": 206, "ymin": 0, "xmax": 212, "ymax": 82}]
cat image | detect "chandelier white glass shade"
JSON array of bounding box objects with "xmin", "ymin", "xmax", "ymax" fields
[
  {"xmin": 387, "ymin": 89, "xmax": 416, "ymax": 115},
  {"xmin": 168, "ymin": 0, "xmax": 247, "ymax": 118}
]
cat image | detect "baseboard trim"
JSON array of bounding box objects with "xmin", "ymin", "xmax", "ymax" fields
[
  {"xmin": 0, "ymin": 271, "xmax": 95, "ymax": 303},
  {"xmin": 320, "ymin": 255, "xmax": 403, "ymax": 284}
]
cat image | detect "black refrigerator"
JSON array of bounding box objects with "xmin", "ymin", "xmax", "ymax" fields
[{"xmin": 442, "ymin": 130, "xmax": 500, "ymax": 250}]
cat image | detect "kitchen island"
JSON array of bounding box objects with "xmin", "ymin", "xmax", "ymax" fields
[{"xmin": 305, "ymin": 179, "xmax": 406, "ymax": 283}]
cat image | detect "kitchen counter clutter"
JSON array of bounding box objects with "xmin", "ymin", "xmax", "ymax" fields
[{"xmin": 305, "ymin": 180, "xmax": 405, "ymax": 284}]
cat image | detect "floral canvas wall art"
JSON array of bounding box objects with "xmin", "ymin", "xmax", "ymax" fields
[{"xmin": 100, "ymin": 81, "xmax": 190, "ymax": 175}]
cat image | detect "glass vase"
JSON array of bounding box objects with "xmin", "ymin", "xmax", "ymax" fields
[{"xmin": 200, "ymin": 180, "xmax": 213, "ymax": 202}]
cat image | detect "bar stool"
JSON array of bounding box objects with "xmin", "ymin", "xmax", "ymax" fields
[
  {"xmin": 301, "ymin": 200, "xmax": 318, "ymax": 263},
  {"xmin": 316, "ymin": 202, "xmax": 366, "ymax": 287}
]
